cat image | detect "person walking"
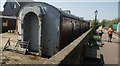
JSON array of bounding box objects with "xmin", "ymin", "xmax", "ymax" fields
[
  {"xmin": 97, "ymin": 26, "xmax": 104, "ymax": 41},
  {"xmin": 107, "ymin": 26, "xmax": 114, "ymax": 42},
  {"xmin": 96, "ymin": 26, "xmax": 104, "ymax": 47}
]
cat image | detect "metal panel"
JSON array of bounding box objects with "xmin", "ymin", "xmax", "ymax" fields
[
  {"xmin": 59, "ymin": 17, "xmax": 73, "ymax": 50},
  {"xmin": 39, "ymin": 3, "xmax": 60, "ymax": 56},
  {"xmin": 18, "ymin": 3, "xmax": 61, "ymax": 56},
  {"xmin": 17, "ymin": 2, "xmax": 89, "ymax": 56},
  {"xmin": 23, "ymin": 12, "xmax": 40, "ymax": 52}
]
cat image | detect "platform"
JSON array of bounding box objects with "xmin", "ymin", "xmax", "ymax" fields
[
  {"xmin": 84, "ymin": 29, "xmax": 119, "ymax": 65},
  {"xmin": 100, "ymin": 30, "xmax": 119, "ymax": 64}
]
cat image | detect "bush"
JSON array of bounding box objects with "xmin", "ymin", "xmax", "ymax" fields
[{"xmin": 93, "ymin": 35, "xmax": 101, "ymax": 41}]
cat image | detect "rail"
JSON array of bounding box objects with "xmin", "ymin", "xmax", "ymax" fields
[{"xmin": 44, "ymin": 28, "xmax": 94, "ymax": 64}]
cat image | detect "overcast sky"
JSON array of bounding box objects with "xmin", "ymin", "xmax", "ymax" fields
[{"xmin": 0, "ymin": 0, "xmax": 119, "ymax": 21}]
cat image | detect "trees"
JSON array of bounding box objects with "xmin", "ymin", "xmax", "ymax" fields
[
  {"xmin": 100, "ymin": 19, "xmax": 111, "ymax": 28},
  {"xmin": 90, "ymin": 18, "xmax": 119, "ymax": 29},
  {"xmin": 108, "ymin": 18, "xmax": 119, "ymax": 27},
  {"xmin": 100, "ymin": 19, "xmax": 107, "ymax": 27},
  {"xmin": 90, "ymin": 19, "xmax": 99, "ymax": 29},
  {"xmin": 100, "ymin": 18, "xmax": 119, "ymax": 28}
]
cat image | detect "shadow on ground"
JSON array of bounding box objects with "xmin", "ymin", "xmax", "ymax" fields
[{"xmin": 83, "ymin": 54, "xmax": 104, "ymax": 66}]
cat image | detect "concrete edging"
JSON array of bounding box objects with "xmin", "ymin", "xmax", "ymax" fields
[{"xmin": 43, "ymin": 28, "xmax": 94, "ymax": 64}]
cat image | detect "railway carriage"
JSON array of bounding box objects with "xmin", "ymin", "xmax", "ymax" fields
[{"xmin": 3, "ymin": 1, "xmax": 90, "ymax": 56}]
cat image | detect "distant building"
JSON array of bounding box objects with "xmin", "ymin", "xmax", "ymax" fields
[
  {"xmin": 3, "ymin": 0, "xmax": 34, "ymax": 16},
  {"xmin": 117, "ymin": 22, "xmax": 120, "ymax": 32},
  {"xmin": 0, "ymin": 11, "xmax": 16, "ymax": 33},
  {"xmin": 2, "ymin": 0, "xmax": 34, "ymax": 33},
  {"xmin": 1, "ymin": 16, "xmax": 16, "ymax": 33}
]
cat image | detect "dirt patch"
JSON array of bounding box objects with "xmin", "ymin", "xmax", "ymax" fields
[{"xmin": 1, "ymin": 33, "xmax": 48, "ymax": 64}]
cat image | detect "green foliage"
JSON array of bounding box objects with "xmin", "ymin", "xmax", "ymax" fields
[
  {"xmin": 90, "ymin": 18, "xmax": 119, "ymax": 29},
  {"xmin": 89, "ymin": 35, "xmax": 101, "ymax": 44},
  {"xmin": 111, "ymin": 18, "xmax": 119, "ymax": 24},
  {"xmin": 93, "ymin": 35, "xmax": 101, "ymax": 41},
  {"xmin": 100, "ymin": 18, "xmax": 119, "ymax": 28},
  {"xmin": 100, "ymin": 19, "xmax": 107, "ymax": 27},
  {"xmin": 118, "ymin": 18, "xmax": 120, "ymax": 22},
  {"xmin": 91, "ymin": 20, "xmax": 95, "ymax": 28},
  {"xmin": 90, "ymin": 19, "xmax": 99, "ymax": 29}
]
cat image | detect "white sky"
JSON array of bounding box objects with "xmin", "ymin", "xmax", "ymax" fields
[
  {"xmin": 0, "ymin": 0, "xmax": 119, "ymax": 11},
  {"xmin": 0, "ymin": 0, "xmax": 119, "ymax": 21}
]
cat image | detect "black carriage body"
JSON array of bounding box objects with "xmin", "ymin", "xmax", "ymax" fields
[{"xmin": 3, "ymin": 1, "xmax": 90, "ymax": 56}]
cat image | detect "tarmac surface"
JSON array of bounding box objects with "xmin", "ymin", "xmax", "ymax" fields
[
  {"xmin": 100, "ymin": 30, "xmax": 119, "ymax": 64},
  {"xmin": 83, "ymin": 29, "xmax": 119, "ymax": 65}
]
